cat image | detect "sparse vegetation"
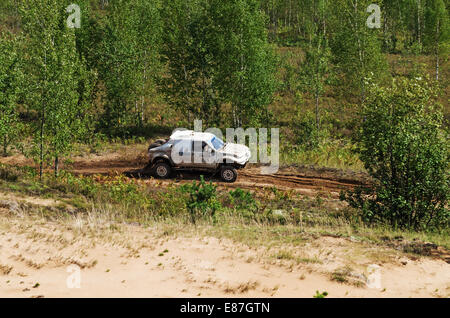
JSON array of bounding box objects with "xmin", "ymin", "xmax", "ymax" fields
[
  {"xmin": 181, "ymin": 176, "xmax": 221, "ymax": 224},
  {"xmin": 313, "ymin": 290, "xmax": 328, "ymax": 298}
]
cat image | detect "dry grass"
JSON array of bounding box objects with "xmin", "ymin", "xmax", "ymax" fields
[
  {"xmin": 331, "ymin": 266, "xmax": 366, "ymax": 288},
  {"xmin": 223, "ymin": 280, "xmax": 260, "ymax": 294},
  {"xmin": 0, "ymin": 263, "xmax": 13, "ymax": 275}
]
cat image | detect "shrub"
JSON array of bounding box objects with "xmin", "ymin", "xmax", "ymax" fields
[
  {"xmin": 313, "ymin": 291, "xmax": 328, "ymax": 298},
  {"xmin": 0, "ymin": 164, "xmax": 21, "ymax": 182},
  {"xmin": 228, "ymin": 188, "xmax": 258, "ymax": 212},
  {"xmin": 180, "ymin": 176, "xmax": 221, "ymax": 224},
  {"xmin": 293, "ymin": 111, "xmax": 321, "ymax": 150},
  {"xmin": 341, "ymin": 77, "xmax": 449, "ymax": 230}
]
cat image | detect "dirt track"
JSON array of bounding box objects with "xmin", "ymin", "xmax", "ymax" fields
[
  {"xmin": 0, "ymin": 151, "xmax": 368, "ymax": 197},
  {"xmin": 67, "ymin": 157, "xmax": 369, "ymax": 197},
  {"xmin": 1, "ymin": 153, "xmax": 370, "ymax": 197}
]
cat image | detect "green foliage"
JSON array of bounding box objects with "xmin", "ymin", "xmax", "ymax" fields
[
  {"xmin": 97, "ymin": 0, "xmax": 162, "ymax": 132},
  {"xmin": 0, "ymin": 32, "xmax": 23, "ymax": 157},
  {"xmin": 181, "ymin": 175, "xmax": 221, "ymax": 223},
  {"xmin": 19, "ymin": 0, "xmax": 94, "ymax": 177},
  {"xmin": 423, "ymin": 0, "xmax": 449, "ymax": 80},
  {"xmin": 228, "ymin": 188, "xmax": 258, "ymax": 211},
  {"xmin": 424, "ymin": 0, "xmax": 449, "ymax": 53},
  {"xmin": 225, "ymin": 188, "xmax": 260, "ymax": 220},
  {"xmin": 298, "ymin": 34, "xmax": 332, "ymax": 131},
  {"xmin": 160, "ymin": 0, "xmax": 278, "ymax": 127},
  {"xmin": 160, "ymin": 0, "xmax": 220, "ymax": 126},
  {"xmin": 209, "ymin": 0, "xmax": 278, "ymax": 127},
  {"xmin": 330, "ymin": 0, "xmax": 388, "ymax": 103},
  {"xmin": 313, "ymin": 290, "xmax": 328, "ymax": 298},
  {"xmin": 293, "ymin": 111, "xmax": 322, "ymax": 150},
  {"xmin": 341, "ymin": 77, "xmax": 449, "ymax": 230}
]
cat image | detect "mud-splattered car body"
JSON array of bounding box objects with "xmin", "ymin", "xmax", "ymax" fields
[{"xmin": 148, "ymin": 130, "xmax": 251, "ymax": 182}]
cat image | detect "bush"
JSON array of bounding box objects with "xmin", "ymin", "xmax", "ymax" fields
[
  {"xmin": 228, "ymin": 188, "xmax": 258, "ymax": 211},
  {"xmin": 293, "ymin": 111, "xmax": 321, "ymax": 150},
  {"xmin": 180, "ymin": 176, "xmax": 221, "ymax": 224},
  {"xmin": 0, "ymin": 164, "xmax": 21, "ymax": 182},
  {"xmin": 341, "ymin": 77, "xmax": 449, "ymax": 230}
]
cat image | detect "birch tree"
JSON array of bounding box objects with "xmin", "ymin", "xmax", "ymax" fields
[
  {"xmin": 20, "ymin": 0, "xmax": 93, "ymax": 178},
  {"xmin": 424, "ymin": 0, "xmax": 449, "ymax": 81},
  {"xmin": 0, "ymin": 32, "xmax": 23, "ymax": 156}
]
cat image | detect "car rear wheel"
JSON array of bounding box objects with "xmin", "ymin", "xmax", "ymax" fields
[
  {"xmin": 220, "ymin": 166, "xmax": 237, "ymax": 183},
  {"xmin": 154, "ymin": 162, "xmax": 171, "ymax": 179}
]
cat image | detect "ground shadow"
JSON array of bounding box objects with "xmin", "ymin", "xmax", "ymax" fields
[{"xmin": 124, "ymin": 167, "xmax": 220, "ymax": 183}]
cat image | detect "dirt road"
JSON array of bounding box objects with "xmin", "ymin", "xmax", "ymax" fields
[
  {"xmin": 68, "ymin": 157, "xmax": 369, "ymax": 198},
  {"xmin": 1, "ymin": 152, "xmax": 370, "ymax": 197}
]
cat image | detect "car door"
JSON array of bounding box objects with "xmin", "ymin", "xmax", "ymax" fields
[
  {"xmin": 193, "ymin": 140, "xmax": 217, "ymax": 169},
  {"xmin": 171, "ymin": 139, "xmax": 193, "ymax": 168}
]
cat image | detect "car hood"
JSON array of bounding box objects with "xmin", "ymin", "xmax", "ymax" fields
[{"xmin": 218, "ymin": 143, "xmax": 250, "ymax": 158}]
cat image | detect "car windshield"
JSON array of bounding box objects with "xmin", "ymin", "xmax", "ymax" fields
[{"xmin": 211, "ymin": 136, "xmax": 224, "ymax": 150}]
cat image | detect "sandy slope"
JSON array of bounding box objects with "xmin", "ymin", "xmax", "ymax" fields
[{"xmin": 0, "ymin": 215, "xmax": 448, "ymax": 298}]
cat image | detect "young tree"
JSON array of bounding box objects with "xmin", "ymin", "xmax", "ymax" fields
[
  {"xmin": 298, "ymin": 32, "xmax": 331, "ymax": 132},
  {"xmin": 161, "ymin": 0, "xmax": 277, "ymax": 128},
  {"xmin": 20, "ymin": 0, "xmax": 93, "ymax": 178},
  {"xmin": 0, "ymin": 32, "xmax": 23, "ymax": 156},
  {"xmin": 330, "ymin": 0, "xmax": 388, "ymax": 104},
  {"xmin": 424, "ymin": 0, "xmax": 449, "ymax": 81},
  {"xmin": 160, "ymin": 0, "xmax": 222, "ymax": 127},
  {"xmin": 209, "ymin": 0, "xmax": 278, "ymax": 127},
  {"xmin": 341, "ymin": 77, "xmax": 449, "ymax": 230},
  {"xmin": 97, "ymin": 0, "xmax": 161, "ymax": 133}
]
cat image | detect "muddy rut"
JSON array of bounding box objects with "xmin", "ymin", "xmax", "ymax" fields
[
  {"xmin": 68, "ymin": 159, "xmax": 370, "ymax": 197},
  {"xmin": 1, "ymin": 154, "xmax": 370, "ymax": 197}
]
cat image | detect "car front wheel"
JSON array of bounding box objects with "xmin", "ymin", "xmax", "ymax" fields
[
  {"xmin": 220, "ymin": 166, "xmax": 237, "ymax": 183},
  {"xmin": 154, "ymin": 162, "xmax": 171, "ymax": 179}
]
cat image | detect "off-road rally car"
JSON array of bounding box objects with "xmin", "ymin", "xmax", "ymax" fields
[{"xmin": 147, "ymin": 130, "xmax": 251, "ymax": 182}]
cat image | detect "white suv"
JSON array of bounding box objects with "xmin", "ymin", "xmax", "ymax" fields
[{"xmin": 148, "ymin": 130, "xmax": 251, "ymax": 182}]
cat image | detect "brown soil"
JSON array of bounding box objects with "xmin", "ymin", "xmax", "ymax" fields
[
  {"xmin": 1, "ymin": 151, "xmax": 369, "ymax": 198},
  {"xmin": 69, "ymin": 158, "xmax": 369, "ymax": 198}
]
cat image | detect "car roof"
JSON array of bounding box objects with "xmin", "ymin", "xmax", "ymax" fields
[{"xmin": 170, "ymin": 130, "xmax": 216, "ymax": 142}]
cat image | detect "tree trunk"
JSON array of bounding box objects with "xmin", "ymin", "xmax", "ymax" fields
[
  {"xmin": 2, "ymin": 136, "xmax": 7, "ymax": 157},
  {"xmin": 140, "ymin": 95, "xmax": 145, "ymax": 125},
  {"xmin": 141, "ymin": 65, "xmax": 146, "ymax": 125},
  {"xmin": 40, "ymin": 52, "xmax": 46, "ymax": 181},
  {"xmin": 435, "ymin": 20, "xmax": 440, "ymax": 81},
  {"xmin": 315, "ymin": 91, "xmax": 320, "ymax": 131},
  {"xmin": 417, "ymin": 0, "xmax": 422, "ymax": 49},
  {"xmin": 39, "ymin": 120, "xmax": 43, "ymax": 181},
  {"xmin": 54, "ymin": 155, "xmax": 59, "ymax": 178}
]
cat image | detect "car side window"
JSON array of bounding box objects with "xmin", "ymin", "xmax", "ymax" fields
[{"xmin": 173, "ymin": 140, "xmax": 192, "ymax": 152}]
